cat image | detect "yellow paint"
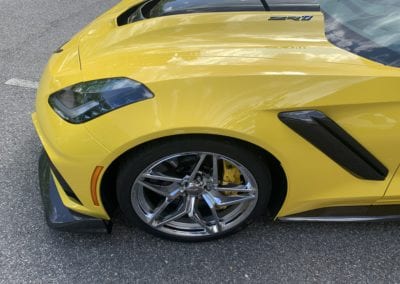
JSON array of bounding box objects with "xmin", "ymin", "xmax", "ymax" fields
[
  {"xmin": 376, "ymin": 165, "xmax": 400, "ymax": 204},
  {"xmin": 32, "ymin": 0, "xmax": 400, "ymax": 220}
]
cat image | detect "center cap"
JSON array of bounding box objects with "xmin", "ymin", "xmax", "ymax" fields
[
  {"xmin": 185, "ymin": 186, "xmax": 205, "ymax": 195},
  {"xmin": 183, "ymin": 181, "xmax": 206, "ymax": 195}
]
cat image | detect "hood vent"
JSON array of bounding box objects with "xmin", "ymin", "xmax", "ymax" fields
[{"xmin": 117, "ymin": 0, "xmax": 320, "ymax": 27}]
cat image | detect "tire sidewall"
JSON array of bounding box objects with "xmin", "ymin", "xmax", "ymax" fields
[{"xmin": 116, "ymin": 136, "xmax": 271, "ymax": 241}]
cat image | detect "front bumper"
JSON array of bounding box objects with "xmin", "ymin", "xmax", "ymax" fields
[{"xmin": 38, "ymin": 150, "xmax": 112, "ymax": 233}]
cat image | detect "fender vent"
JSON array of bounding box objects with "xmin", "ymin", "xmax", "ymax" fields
[{"xmin": 279, "ymin": 110, "xmax": 388, "ymax": 181}]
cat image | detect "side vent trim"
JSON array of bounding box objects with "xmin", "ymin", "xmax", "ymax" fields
[{"xmin": 278, "ymin": 110, "xmax": 388, "ymax": 181}]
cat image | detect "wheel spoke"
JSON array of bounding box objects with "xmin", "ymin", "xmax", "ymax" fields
[
  {"xmin": 187, "ymin": 196, "xmax": 219, "ymax": 234},
  {"xmin": 187, "ymin": 196, "xmax": 197, "ymax": 217},
  {"xmin": 215, "ymin": 185, "xmax": 255, "ymax": 193},
  {"xmin": 154, "ymin": 202, "xmax": 188, "ymax": 227},
  {"xmin": 138, "ymin": 180, "xmax": 181, "ymax": 197},
  {"xmin": 142, "ymin": 173, "xmax": 183, "ymax": 183},
  {"xmin": 138, "ymin": 180, "xmax": 168, "ymax": 196},
  {"xmin": 191, "ymin": 213, "xmax": 214, "ymax": 234},
  {"xmin": 148, "ymin": 198, "xmax": 171, "ymax": 225},
  {"xmin": 212, "ymin": 155, "xmax": 219, "ymax": 187},
  {"xmin": 203, "ymin": 193, "xmax": 222, "ymax": 233},
  {"xmin": 187, "ymin": 196, "xmax": 209, "ymax": 230},
  {"xmin": 209, "ymin": 191, "xmax": 256, "ymax": 207},
  {"xmin": 189, "ymin": 154, "xmax": 207, "ymax": 181}
]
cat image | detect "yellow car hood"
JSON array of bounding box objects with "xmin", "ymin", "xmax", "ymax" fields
[{"xmin": 77, "ymin": 6, "xmax": 392, "ymax": 81}]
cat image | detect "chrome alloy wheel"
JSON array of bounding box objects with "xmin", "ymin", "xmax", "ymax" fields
[{"xmin": 131, "ymin": 152, "xmax": 259, "ymax": 237}]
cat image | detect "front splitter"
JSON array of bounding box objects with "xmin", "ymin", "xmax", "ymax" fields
[{"xmin": 38, "ymin": 150, "xmax": 112, "ymax": 233}]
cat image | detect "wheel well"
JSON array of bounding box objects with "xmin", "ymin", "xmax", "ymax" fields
[{"xmin": 100, "ymin": 134, "xmax": 287, "ymax": 219}]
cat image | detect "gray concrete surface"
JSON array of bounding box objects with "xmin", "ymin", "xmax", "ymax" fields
[{"xmin": 1, "ymin": 0, "xmax": 400, "ymax": 282}]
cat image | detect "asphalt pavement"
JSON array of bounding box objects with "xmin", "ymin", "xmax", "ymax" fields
[{"xmin": 1, "ymin": 0, "xmax": 400, "ymax": 282}]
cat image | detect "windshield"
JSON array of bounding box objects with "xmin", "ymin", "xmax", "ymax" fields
[
  {"xmin": 149, "ymin": 0, "xmax": 265, "ymax": 16},
  {"xmin": 124, "ymin": 0, "xmax": 319, "ymax": 24},
  {"xmin": 147, "ymin": 0, "xmax": 319, "ymax": 17},
  {"xmin": 321, "ymin": 0, "xmax": 400, "ymax": 67}
]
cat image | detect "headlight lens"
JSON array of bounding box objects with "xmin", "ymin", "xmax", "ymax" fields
[{"xmin": 48, "ymin": 78, "xmax": 154, "ymax": 124}]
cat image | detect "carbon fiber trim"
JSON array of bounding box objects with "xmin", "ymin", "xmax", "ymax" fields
[
  {"xmin": 43, "ymin": 151, "xmax": 82, "ymax": 204},
  {"xmin": 39, "ymin": 150, "xmax": 111, "ymax": 233},
  {"xmin": 279, "ymin": 205, "xmax": 400, "ymax": 222},
  {"xmin": 278, "ymin": 110, "xmax": 388, "ymax": 181}
]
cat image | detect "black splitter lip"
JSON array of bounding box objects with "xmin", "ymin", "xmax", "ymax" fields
[{"xmin": 38, "ymin": 150, "xmax": 112, "ymax": 233}]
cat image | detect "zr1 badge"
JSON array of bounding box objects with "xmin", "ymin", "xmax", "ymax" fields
[{"xmin": 269, "ymin": 16, "xmax": 314, "ymax": 21}]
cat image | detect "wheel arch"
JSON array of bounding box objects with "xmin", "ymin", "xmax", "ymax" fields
[{"xmin": 100, "ymin": 134, "xmax": 287, "ymax": 219}]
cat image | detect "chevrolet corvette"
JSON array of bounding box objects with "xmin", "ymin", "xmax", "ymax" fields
[{"xmin": 33, "ymin": 0, "xmax": 400, "ymax": 241}]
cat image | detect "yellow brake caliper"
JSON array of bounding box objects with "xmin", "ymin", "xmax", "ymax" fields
[
  {"xmin": 218, "ymin": 160, "xmax": 242, "ymax": 210},
  {"xmin": 222, "ymin": 160, "xmax": 242, "ymax": 185}
]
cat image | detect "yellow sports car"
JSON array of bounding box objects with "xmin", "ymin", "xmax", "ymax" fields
[{"xmin": 32, "ymin": 0, "xmax": 400, "ymax": 241}]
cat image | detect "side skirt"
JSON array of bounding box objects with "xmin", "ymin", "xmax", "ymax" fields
[{"xmin": 278, "ymin": 205, "xmax": 400, "ymax": 222}]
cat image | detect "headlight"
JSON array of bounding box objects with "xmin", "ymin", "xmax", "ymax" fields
[{"xmin": 48, "ymin": 78, "xmax": 154, "ymax": 124}]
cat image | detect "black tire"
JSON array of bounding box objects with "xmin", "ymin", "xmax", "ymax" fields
[{"xmin": 116, "ymin": 136, "xmax": 271, "ymax": 242}]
